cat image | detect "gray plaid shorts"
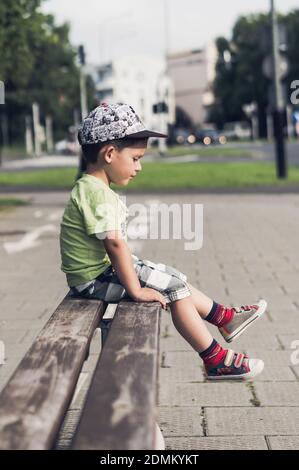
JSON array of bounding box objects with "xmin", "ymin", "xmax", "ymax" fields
[{"xmin": 71, "ymin": 254, "xmax": 191, "ymax": 304}]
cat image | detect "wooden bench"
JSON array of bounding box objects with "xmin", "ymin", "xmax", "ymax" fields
[{"xmin": 0, "ymin": 293, "xmax": 164, "ymax": 450}]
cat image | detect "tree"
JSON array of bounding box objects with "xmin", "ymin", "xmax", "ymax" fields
[
  {"xmin": 0, "ymin": 0, "xmax": 95, "ymax": 147},
  {"xmin": 208, "ymin": 10, "xmax": 299, "ymax": 136}
]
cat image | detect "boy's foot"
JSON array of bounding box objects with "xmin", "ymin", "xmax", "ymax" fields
[
  {"xmin": 204, "ymin": 349, "xmax": 264, "ymax": 381},
  {"xmin": 218, "ymin": 299, "xmax": 267, "ymax": 343}
]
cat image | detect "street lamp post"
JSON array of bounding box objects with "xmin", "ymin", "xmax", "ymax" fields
[
  {"xmin": 78, "ymin": 45, "xmax": 88, "ymax": 120},
  {"xmin": 157, "ymin": 0, "xmax": 170, "ymax": 155},
  {"xmin": 270, "ymin": 0, "xmax": 287, "ymax": 178}
]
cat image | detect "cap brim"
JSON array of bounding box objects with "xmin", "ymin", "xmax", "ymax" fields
[{"xmin": 127, "ymin": 130, "xmax": 168, "ymax": 139}]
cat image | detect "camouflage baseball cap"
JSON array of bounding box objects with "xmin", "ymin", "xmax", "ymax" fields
[{"xmin": 78, "ymin": 102, "xmax": 167, "ymax": 145}]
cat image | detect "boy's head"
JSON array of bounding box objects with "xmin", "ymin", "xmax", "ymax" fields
[{"xmin": 78, "ymin": 103, "xmax": 167, "ymax": 186}]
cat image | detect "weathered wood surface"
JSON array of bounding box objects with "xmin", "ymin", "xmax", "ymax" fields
[
  {"xmin": 72, "ymin": 300, "xmax": 161, "ymax": 450},
  {"xmin": 0, "ymin": 295, "xmax": 105, "ymax": 450}
]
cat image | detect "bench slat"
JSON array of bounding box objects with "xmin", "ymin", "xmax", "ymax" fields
[
  {"xmin": 0, "ymin": 295, "xmax": 105, "ymax": 450},
  {"xmin": 72, "ymin": 300, "xmax": 161, "ymax": 450}
]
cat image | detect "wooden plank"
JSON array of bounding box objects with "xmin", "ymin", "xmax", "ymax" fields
[
  {"xmin": 0, "ymin": 295, "xmax": 105, "ymax": 450},
  {"xmin": 72, "ymin": 300, "xmax": 161, "ymax": 450}
]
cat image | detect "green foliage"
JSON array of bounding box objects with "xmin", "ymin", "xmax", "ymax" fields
[
  {"xmin": 209, "ymin": 10, "xmax": 299, "ymax": 135},
  {"xmin": 0, "ymin": 0, "xmax": 95, "ymax": 144}
]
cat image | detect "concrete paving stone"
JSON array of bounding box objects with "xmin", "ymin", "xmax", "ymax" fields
[
  {"xmin": 223, "ymin": 290, "xmax": 262, "ymax": 301},
  {"xmin": 0, "ymin": 356, "xmax": 23, "ymax": 392},
  {"xmin": 205, "ymin": 407, "xmax": 299, "ymax": 436},
  {"xmin": 0, "ymin": 318, "xmax": 45, "ymax": 331},
  {"xmin": 0, "ymin": 329, "xmax": 33, "ymax": 344},
  {"xmin": 204, "ymin": 319, "xmax": 274, "ymax": 345},
  {"xmin": 278, "ymin": 334, "xmax": 299, "ymax": 350},
  {"xmin": 267, "ymin": 436, "xmax": 299, "ymax": 450},
  {"xmin": 158, "ymin": 406, "xmax": 204, "ymax": 437},
  {"xmin": 223, "ymin": 291, "xmax": 265, "ymax": 304},
  {"xmin": 2, "ymin": 342, "xmax": 33, "ymax": 359},
  {"xmin": 160, "ymin": 333, "xmax": 195, "ymax": 351},
  {"xmin": 266, "ymin": 298, "xmax": 298, "ymax": 312},
  {"xmin": 245, "ymin": 274, "xmax": 278, "ymax": 284},
  {"xmin": 255, "ymin": 383, "xmax": 299, "ymax": 406},
  {"xmin": 245, "ymin": 349, "xmax": 293, "ymax": 366},
  {"xmin": 291, "ymin": 366, "xmax": 299, "ymax": 379},
  {"xmin": 198, "ymin": 287, "xmax": 228, "ymax": 299},
  {"xmin": 158, "ymin": 382, "xmax": 253, "ymax": 407},
  {"xmin": 225, "ymin": 334, "xmax": 281, "ymax": 351},
  {"xmin": 159, "ymin": 364, "xmax": 205, "ymax": 383},
  {"xmin": 165, "ymin": 436, "xmax": 268, "ymax": 450},
  {"xmin": 268, "ymin": 311, "xmax": 299, "ymax": 323},
  {"xmin": 267, "ymin": 319, "xmax": 299, "ymax": 334},
  {"xmin": 253, "ymin": 366, "xmax": 297, "ymax": 382},
  {"xmin": 161, "ymin": 351, "xmax": 201, "ymax": 368},
  {"xmin": 280, "ymin": 282, "xmax": 299, "ymax": 296}
]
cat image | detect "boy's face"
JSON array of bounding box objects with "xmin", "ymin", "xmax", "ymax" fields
[{"xmin": 104, "ymin": 141, "xmax": 147, "ymax": 186}]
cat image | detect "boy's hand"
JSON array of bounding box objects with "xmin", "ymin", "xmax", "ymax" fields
[{"xmin": 132, "ymin": 287, "xmax": 167, "ymax": 310}]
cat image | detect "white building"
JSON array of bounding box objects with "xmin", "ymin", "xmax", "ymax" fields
[
  {"xmin": 167, "ymin": 43, "xmax": 217, "ymax": 127},
  {"xmin": 85, "ymin": 54, "xmax": 175, "ymax": 135}
]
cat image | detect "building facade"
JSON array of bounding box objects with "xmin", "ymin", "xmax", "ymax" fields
[
  {"xmin": 86, "ymin": 54, "xmax": 175, "ymax": 134},
  {"xmin": 167, "ymin": 43, "xmax": 217, "ymax": 127}
]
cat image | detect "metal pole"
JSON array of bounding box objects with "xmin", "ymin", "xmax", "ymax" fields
[
  {"xmin": 25, "ymin": 115, "xmax": 33, "ymax": 155},
  {"xmin": 32, "ymin": 102, "xmax": 41, "ymax": 157},
  {"xmin": 267, "ymin": 112, "xmax": 273, "ymax": 141},
  {"xmin": 270, "ymin": 0, "xmax": 287, "ymax": 178},
  {"xmin": 45, "ymin": 115, "xmax": 54, "ymax": 153},
  {"xmin": 80, "ymin": 67, "xmax": 88, "ymax": 121}
]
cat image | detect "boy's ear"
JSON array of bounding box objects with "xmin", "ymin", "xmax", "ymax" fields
[{"xmin": 102, "ymin": 145, "xmax": 116, "ymax": 164}]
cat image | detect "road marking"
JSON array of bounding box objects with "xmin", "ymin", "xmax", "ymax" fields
[
  {"xmin": 48, "ymin": 211, "xmax": 63, "ymax": 222},
  {"xmin": 3, "ymin": 224, "xmax": 58, "ymax": 254}
]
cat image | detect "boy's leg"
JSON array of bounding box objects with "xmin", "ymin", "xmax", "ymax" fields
[
  {"xmin": 169, "ymin": 296, "xmax": 213, "ymax": 352},
  {"xmin": 169, "ymin": 296, "xmax": 264, "ymax": 380},
  {"xmin": 187, "ymin": 282, "xmax": 267, "ymax": 343},
  {"xmin": 187, "ymin": 283, "xmax": 213, "ymax": 318}
]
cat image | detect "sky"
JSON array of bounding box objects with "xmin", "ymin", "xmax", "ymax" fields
[{"xmin": 42, "ymin": 0, "xmax": 299, "ymax": 64}]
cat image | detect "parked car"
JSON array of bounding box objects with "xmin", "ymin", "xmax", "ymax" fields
[
  {"xmin": 55, "ymin": 139, "xmax": 78, "ymax": 155},
  {"xmin": 195, "ymin": 129, "xmax": 227, "ymax": 146},
  {"xmin": 172, "ymin": 128, "xmax": 197, "ymax": 145}
]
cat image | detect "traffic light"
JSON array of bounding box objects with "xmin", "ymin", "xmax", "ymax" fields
[
  {"xmin": 153, "ymin": 102, "xmax": 168, "ymax": 114},
  {"xmin": 78, "ymin": 45, "xmax": 85, "ymax": 66}
]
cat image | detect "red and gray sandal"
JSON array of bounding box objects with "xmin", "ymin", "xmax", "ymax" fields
[
  {"xmin": 219, "ymin": 299, "xmax": 267, "ymax": 343},
  {"xmin": 205, "ymin": 349, "xmax": 264, "ymax": 380}
]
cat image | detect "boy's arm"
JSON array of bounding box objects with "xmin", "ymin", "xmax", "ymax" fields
[{"xmin": 101, "ymin": 231, "xmax": 166, "ymax": 309}]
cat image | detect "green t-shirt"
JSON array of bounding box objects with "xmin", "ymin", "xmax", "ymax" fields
[{"xmin": 60, "ymin": 174, "xmax": 128, "ymax": 287}]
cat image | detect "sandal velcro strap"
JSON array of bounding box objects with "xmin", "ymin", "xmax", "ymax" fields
[
  {"xmin": 234, "ymin": 353, "xmax": 245, "ymax": 368},
  {"xmin": 224, "ymin": 349, "xmax": 235, "ymax": 366}
]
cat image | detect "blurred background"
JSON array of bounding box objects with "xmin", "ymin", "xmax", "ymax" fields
[{"xmin": 0, "ymin": 0, "xmax": 299, "ymax": 186}]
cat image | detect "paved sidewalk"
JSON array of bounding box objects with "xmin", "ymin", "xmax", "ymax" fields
[{"xmin": 0, "ymin": 190, "xmax": 299, "ymax": 449}]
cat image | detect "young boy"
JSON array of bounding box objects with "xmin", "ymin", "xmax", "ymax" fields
[{"xmin": 60, "ymin": 102, "xmax": 267, "ymax": 380}]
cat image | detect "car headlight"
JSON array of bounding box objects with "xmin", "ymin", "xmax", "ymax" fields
[
  {"xmin": 176, "ymin": 136, "xmax": 184, "ymax": 144},
  {"xmin": 219, "ymin": 135, "xmax": 227, "ymax": 145},
  {"xmin": 203, "ymin": 136, "xmax": 211, "ymax": 145},
  {"xmin": 187, "ymin": 134, "xmax": 196, "ymax": 144}
]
